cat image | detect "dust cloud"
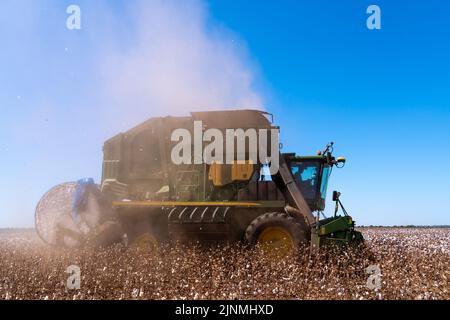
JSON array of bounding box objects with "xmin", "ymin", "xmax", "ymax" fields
[
  {"xmin": 97, "ymin": 0, "xmax": 264, "ymax": 129},
  {"xmin": 0, "ymin": 0, "xmax": 264, "ymax": 228}
]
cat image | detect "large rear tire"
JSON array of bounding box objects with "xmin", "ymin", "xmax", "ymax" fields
[{"xmin": 245, "ymin": 212, "xmax": 309, "ymax": 253}]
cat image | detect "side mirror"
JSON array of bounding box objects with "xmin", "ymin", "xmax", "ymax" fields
[
  {"xmin": 332, "ymin": 191, "xmax": 341, "ymax": 202},
  {"xmin": 335, "ymin": 157, "xmax": 346, "ymax": 168}
]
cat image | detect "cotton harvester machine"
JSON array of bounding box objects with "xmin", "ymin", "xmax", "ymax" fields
[{"xmin": 35, "ymin": 110, "xmax": 363, "ymax": 251}]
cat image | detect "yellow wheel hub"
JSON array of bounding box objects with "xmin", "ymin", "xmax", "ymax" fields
[{"xmin": 257, "ymin": 227, "xmax": 294, "ymax": 254}]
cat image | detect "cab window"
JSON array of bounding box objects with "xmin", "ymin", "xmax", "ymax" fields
[{"xmin": 290, "ymin": 161, "xmax": 320, "ymax": 200}]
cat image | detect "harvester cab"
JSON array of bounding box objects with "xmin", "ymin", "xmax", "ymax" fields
[
  {"xmin": 271, "ymin": 142, "xmax": 363, "ymax": 248},
  {"xmin": 35, "ymin": 110, "xmax": 363, "ymax": 251}
]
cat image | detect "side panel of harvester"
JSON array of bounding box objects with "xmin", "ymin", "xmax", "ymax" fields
[
  {"xmin": 114, "ymin": 200, "xmax": 286, "ymax": 242},
  {"xmin": 101, "ymin": 110, "xmax": 278, "ymax": 203}
]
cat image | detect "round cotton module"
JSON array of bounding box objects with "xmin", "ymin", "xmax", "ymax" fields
[{"xmin": 35, "ymin": 182, "xmax": 81, "ymax": 248}]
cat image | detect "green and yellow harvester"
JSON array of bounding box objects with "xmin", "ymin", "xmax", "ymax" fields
[{"xmin": 35, "ymin": 110, "xmax": 363, "ymax": 251}]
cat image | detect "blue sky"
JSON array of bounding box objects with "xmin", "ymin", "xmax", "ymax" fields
[{"xmin": 1, "ymin": 0, "xmax": 449, "ymax": 227}]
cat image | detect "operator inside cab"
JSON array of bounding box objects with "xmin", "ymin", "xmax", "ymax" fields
[{"xmin": 291, "ymin": 162, "xmax": 319, "ymax": 201}]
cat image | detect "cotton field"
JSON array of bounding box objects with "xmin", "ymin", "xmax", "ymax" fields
[{"xmin": 0, "ymin": 228, "xmax": 448, "ymax": 300}]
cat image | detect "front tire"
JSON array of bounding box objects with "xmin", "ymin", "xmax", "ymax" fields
[{"xmin": 245, "ymin": 212, "xmax": 309, "ymax": 253}]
